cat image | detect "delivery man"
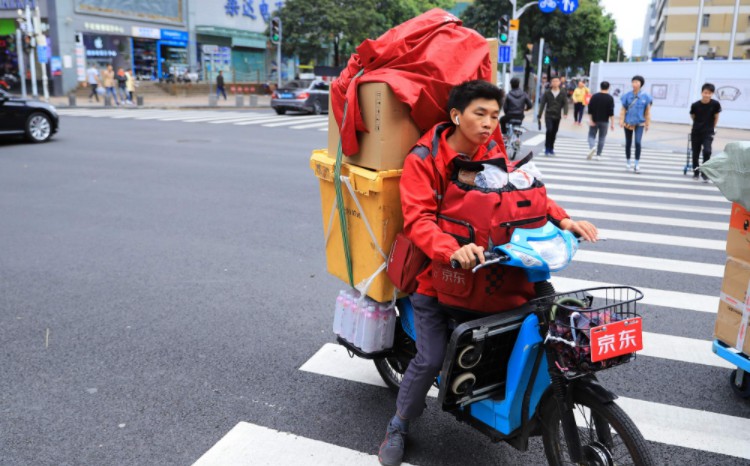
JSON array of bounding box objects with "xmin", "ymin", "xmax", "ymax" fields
[{"xmin": 378, "ymin": 80, "xmax": 598, "ymax": 466}]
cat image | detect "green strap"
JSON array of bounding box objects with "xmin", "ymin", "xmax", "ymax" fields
[{"xmin": 333, "ymin": 69, "xmax": 364, "ymax": 288}]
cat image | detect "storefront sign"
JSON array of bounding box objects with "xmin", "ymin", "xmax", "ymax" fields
[
  {"xmin": 161, "ymin": 29, "xmax": 188, "ymax": 43},
  {"xmin": 84, "ymin": 22, "xmax": 126, "ymax": 34},
  {"xmin": 0, "ymin": 0, "xmax": 37, "ymax": 9},
  {"xmin": 83, "ymin": 34, "xmax": 121, "ymax": 58},
  {"xmin": 132, "ymin": 26, "xmax": 160, "ymax": 39},
  {"xmin": 50, "ymin": 56, "xmax": 62, "ymax": 76},
  {"xmin": 224, "ymin": 0, "xmax": 284, "ymax": 23}
]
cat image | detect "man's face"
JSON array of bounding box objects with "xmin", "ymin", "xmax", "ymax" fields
[
  {"xmin": 455, "ymin": 98, "xmax": 500, "ymax": 146},
  {"xmin": 632, "ymin": 80, "xmax": 642, "ymax": 92},
  {"xmin": 551, "ymin": 78, "xmax": 560, "ymax": 89},
  {"xmin": 701, "ymin": 89, "xmax": 714, "ymax": 101}
]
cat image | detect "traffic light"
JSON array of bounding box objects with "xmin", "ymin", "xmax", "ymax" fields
[
  {"xmin": 498, "ymin": 15, "xmax": 509, "ymax": 44},
  {"xmin": 270, "ymin": 17, "xmax": 281, "ymax": 44},
  {"xmin": 544, "ymin": 54, "xmax": 550, "ymax": 65}
]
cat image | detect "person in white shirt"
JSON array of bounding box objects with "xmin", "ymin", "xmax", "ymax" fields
[{"xmin": 86, "ymin": 65, "xmax": 100, "ymax": 102}]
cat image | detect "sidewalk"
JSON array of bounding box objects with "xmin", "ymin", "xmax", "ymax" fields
[
  {"xmin": 553, "ymin": 113, "xmax": 749, "ymax": 154},
  {"xmin": 48, "ymin": 93, "xmax": 273, "ymax": 110}
]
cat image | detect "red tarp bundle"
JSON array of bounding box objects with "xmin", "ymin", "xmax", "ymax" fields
[{"xmin": 331, "ymin": 8, "xmax": 493, "ymax": 156}]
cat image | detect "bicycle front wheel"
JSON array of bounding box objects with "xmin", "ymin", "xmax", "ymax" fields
[{"xmin": 541, "ymin": 390, "xmax": 655, "ymax": 466}]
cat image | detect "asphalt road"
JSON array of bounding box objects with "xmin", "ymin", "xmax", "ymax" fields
[{"xmin": 1, "ymin": 110, "xmax": 748, "ymax": 465}]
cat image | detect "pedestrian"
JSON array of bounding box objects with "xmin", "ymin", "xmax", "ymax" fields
[
  {"xmin": 619, "ymin": 75, "xmax": 652, "ymax": 173},
  {"xmin": 572, "ymin": 80, "xmax": 590, "ymax": 125},
  {"xmin": 689, "ymin": 82, "xmax": 721, "ymax": 182},
  {"xmin": 377, "ymin": 79, "xmax": 598, "ymax": 466},
  {"xmin": 500, "ymin": 77, "xmax": 532, "ymax": 135},
  {"xmin": 537, "ymin": 76, "xmax": 569, "ymax": 156},
  {"xmin": 116, "ymin": 68, "xmax": 128, "ymax": 103},
  {"xmin": 216, "ymin": 70, "xmax": 227, "ymax": 100},
  {"xmin": 102, "ymin": 64, "xmax": 119, "ymax": 106},
  {"xmin": 586, "ymin": 81, "xmax": 615, "ymax": 161},
  {"xmin": 86, "ymin": 64, "xmax": 100, "ymax": 102},
  {"xmin": 125, "ymin": 68, "xmax": 135, "ymax": 105}
]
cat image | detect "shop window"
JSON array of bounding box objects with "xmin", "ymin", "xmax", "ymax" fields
[{"xmin": 702, "ymin": 14, "xmax": 710, "ymax": 28}]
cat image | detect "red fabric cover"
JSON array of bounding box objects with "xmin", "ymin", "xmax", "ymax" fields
[
  {"xmin": 331, "ymin": 8, "xmax": 492, "ymax": 156},
  {"xmin": 400, "ymin": 122, "xmax": 570, "ymax": 311}
]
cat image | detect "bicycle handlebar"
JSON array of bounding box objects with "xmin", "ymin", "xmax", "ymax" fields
[{"xmin": 450, "ymin": 251, "xmax": 510, "ymax": 270}]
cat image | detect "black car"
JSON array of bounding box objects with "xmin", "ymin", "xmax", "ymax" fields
[
  {"xmin": 0, "ymin": 89, "xmax": 59, "ymax": 143},
  {"xmin": 271, "ymin": 79, "xmax": 329, "ymax": 115}
]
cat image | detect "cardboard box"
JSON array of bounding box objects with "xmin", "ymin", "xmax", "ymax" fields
[
  {"xmin": 310, "ymin": 149, "xmax": 403, "ymax": 302},
  {"xmin": 328, "ymin": 38, "xmax": 500, "ymax": 171},
  {"xmin": 714, "ymin": 256, "xmax": 750, "ymax": 355},
  {"xmin": 328, "ymin": 82, "xmax": 421, "ymax": 171},
  {"xmin": 727, "ymin": 203, "xmax": 750, "ymax": 263}
]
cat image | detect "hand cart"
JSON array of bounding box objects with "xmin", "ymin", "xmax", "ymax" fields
[{"xmin": 712, "ymin": 339, "xmax": 750, "ymax": 399}]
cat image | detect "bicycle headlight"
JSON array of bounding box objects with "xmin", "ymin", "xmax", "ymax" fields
[{"xmin": 528, "ymin": 234, "xmax": 570, "ymax": 271}]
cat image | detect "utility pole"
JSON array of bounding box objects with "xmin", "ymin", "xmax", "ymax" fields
[
  {"xmin": 607, "ymin": 33, "xmax": 612, "ymax": 62},
  {"xmin": 728, "ymin": 0, "xmax": 740, "ymax": 60},
  {"xmin": 15, "ymin": 26, "xmax": 26, "ymax": 98},
  {"xmin": 25, "ymin": 4, "xmax": 37, "ymax": 98},
  {"xmin": 533, "ymin": 37, "xmax": 545, "ymax": 130},
  {"xmin": 33, "ymin": 6, "xmax": 49, "ymax": 101},
  {"xmin": 270, "ymin": 17, "xmax": 282, "ymax": 88},
  {"xmin": 693, "ymin": 0, "xmax": 705, "ymax": 60}
]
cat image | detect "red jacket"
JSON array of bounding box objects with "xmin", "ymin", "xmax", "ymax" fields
[
  {"xmin": 331, "ymin": 8, "xmax": 493, "ymax": 156},
  {"xmin": 400, "ymin": 122, "xmax": 570, "ymax": 304}
]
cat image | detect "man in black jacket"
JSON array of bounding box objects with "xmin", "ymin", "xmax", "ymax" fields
[
  {"xmin": 586, "ymin": 81, "xmax": 615, "ymax": 160},
  {"xmin": 500, "ymin": 77, "xmax": 532, "ymax": 135},
  {"xmin": 538, "ymin": 76, "xmax": 568, "ymax": 156}
]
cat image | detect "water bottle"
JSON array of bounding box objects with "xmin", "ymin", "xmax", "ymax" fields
[
  {"xmin": 340, "ymin": 294, "xmax": 355, "ymax": 343},
  {"xmin": 333, "ymin": 290, "xmax": 346, "ymax": 335},
  {"xmin": 360, "ymin": 304, "xmax": 379, "ymax": 353},
  {"xmin": 353, "ymin": 299, "xmax": 367, "ymax": 349},
  {"xmin": 380, "ymin": 303, "xmax": 396, "ymax": 350}
]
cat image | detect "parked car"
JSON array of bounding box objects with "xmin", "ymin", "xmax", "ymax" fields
[
  {"xmin": 271, "ymin": 79, "xmax": 329, "ymax": 115},
  {"xmin": 0, "ymin": 89, "xmax": 59, "ymax": 143}
]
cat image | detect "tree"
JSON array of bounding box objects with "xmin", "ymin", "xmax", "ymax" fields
[
  {"xmin": 461, "ymin": 0, "xmax": 625, "ymax": 74},
  {"xmin": 273, "ymin": 0, "xmax": 454, "ymax": 66}
]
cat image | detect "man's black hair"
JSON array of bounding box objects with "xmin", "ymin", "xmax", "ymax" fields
[
  {"xmin": 702, "ymin": 82, "xmax": 715, "ymax": 93},
  {"xmin": 600, "ymin": 81, "xmax": 610, "ymax": 90},
  {"xmin": 510, "ymin": 77, "xmax": 520, "ymax": 89},
  {"xmin": 632, "ymin": 75, "xmax": 645, "ymax": 86},
  {"xmin": 447, "ymin": 80, "xmax": 504, "ymax": 114}
]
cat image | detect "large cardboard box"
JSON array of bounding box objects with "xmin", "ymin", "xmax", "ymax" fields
[
  {"xmin": 310, "ymin": 149, "xmax": 403, "ymax": 302},
  {"xmin": 714, "ymin": 256, "xmax": 750, "ymax": 355},
  {"xmin": 727, "ymin": 203, "xmax": 750, "ymax": 263},
  {"xmin": 328, "ymin": 38, "xmax": 500, "ymax": 171},
  {"xmin": 328, "ymin": 83, "xmax": 421, "ymax": 171}
]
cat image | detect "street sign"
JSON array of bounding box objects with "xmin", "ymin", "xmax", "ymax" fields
[
  {"xmin": 37, "ymin": 45, "xmax": 49, "ymax": 64},
  {"xmin": 499, "ymin": 45, "xmax": 512, "ymax": 64},
  {"xmin": 538, "ymin": 0, "xmax": 557, "ymax": 14},
  {"xmin": 559, "ymin": 0, "xmax": 579, "ymax": 15},
  {"xmin": 510, "ymin": 19, "xmax": 520, "ymax": 31},
  {"xmin": 202, "ymin": 44, "xmax": 219, "ymax": 54},
  {"xmin": 509, "ymin": 29, "xmax": 519, "ymax": 61}
]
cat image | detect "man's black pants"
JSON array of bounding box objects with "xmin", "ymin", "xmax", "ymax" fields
[
  {"xmin": 691, "ymin": 131, "xmax": 714, "ymax": 179},
  {"xmin": 545, "ymin": 116, "xmax": 561, "ymax": 153}
]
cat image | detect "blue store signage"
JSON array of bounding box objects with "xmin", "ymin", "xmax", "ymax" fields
[
  {"xmin": 160, "ymin": 29, "xmax": 188, "ymax": 43},
  {"xmin": 0, "ymin": 0, "xmax": 36, "ymax": 9}
]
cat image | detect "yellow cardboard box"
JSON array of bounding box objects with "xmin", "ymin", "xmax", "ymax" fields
[
  {"xmin": 310, "ymin": 149, "xmax": 403, "ymax": 302},
  {"xmin": 714, "ymin": 256, "xmax": 750, "ymax": 354},
  {"xmin": 727, "ymin": 203, "xmax": 750, "ymax": 263}
]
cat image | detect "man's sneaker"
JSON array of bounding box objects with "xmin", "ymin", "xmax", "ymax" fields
[
  {"xmin": 595, "ymin": 155, "xmax": 602, "ymax": 161},
  {"xmin": 634, "ymin": 165, "xmax": 641, "ymax": 173},
  {"xmin": 379, "ymin": 420, "xmax": 407, "ymax": 466},
  {"xmin": 587, "ymin": 147, "xmax": 596, "ymax": 160},
  {"xmin": 626, "ymin": 162, "xmax": 631, "ymax": 171},
  {"xmin": 549, "ymin": 150, "xmax": 555, "ymax": 157}
]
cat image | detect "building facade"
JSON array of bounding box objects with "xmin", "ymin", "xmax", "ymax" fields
[{"xmin": 646, "ymin": 0, "xmax": 750, "ymax": 59}]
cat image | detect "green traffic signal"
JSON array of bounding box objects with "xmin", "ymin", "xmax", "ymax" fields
[
  {"xmin": 544, "ymin": 55, "xmax": 550, "ymax": 65},
  {"xmin": 500, "ymin": 33, "xmax": 508, "ymax": 42}
]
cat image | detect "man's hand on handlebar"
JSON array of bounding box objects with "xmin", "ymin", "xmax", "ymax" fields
[
  {"xmin": 560, "ymin": 218, "xmax": 599, "ymax": 243},
  {"xmin": 450, "ymin": 243, "xmax": 485, "ymax": 270}
]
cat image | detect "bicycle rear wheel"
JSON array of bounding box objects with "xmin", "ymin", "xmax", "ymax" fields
[{"xmin": 541, "ymin": 390, "xmax": 655, "ymax": 466}]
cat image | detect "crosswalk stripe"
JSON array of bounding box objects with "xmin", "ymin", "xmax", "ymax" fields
[
  {"xmin": 234, "ymin": 116, "xmax": 292, "ymax": 125},
  {"xmin": 540, "ymin": 165, "xmax": 715, "ymax": 185},
  {"xmin": 291, "ymin": 121, "xmax": 331, "ymax": 129},
  {"xmin": 574, "ymin": 250, "xmax": 724, "ymax": 277},
  {"xmin": 641, "ymin": 332, "xmax": 733, "ymax": 369},
  {"xmin": 193, "ymin": 421, "xmax": 417, "ymax": 466},
  {"xmin": 549, "ymin": 185, "xmax": 728, "ymax": 204},
  {"xmin": 208, "ymin": 116, "xmax": 274, "ymax": 124},
  {"xmin": 550, "ymin": 194, "xmax": 729, "ymax": 216},
  {"xmin": 553, "ymin": 140, "xmax": 685, "ymax": 157},
  {"xmin": 522, "ymin": 134, "xmax": 546, "ymax": 147},
  {"xmin": 158, "ymin": 114, "xmax": 244, "ymax": 122},
  {"xmin": 544, "ymin": 173, "xmax": 718, "ymax": 193},
  {"xmin": 301, "ymin": 344, "xmax": 750, "ymax": 459},
  {"xmin": 597, "ymin": 228, "xmax": 726, "ymax": 251},
  {"xmin": 537, "ymin": 158, "xmax": 694, "ymax": 175},
  {"xmin": 262, "ymin": 116, "xmax": 327, "ymax": 127},
  {"xmin": 565, "ymin": 208, "xmax": 728, "ymax": 231},
  {"xmin": 550, "ymin": 277, "xmax": 718, "ymax": 313}
]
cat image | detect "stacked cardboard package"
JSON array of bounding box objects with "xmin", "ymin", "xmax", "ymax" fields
[
  {"xmin": 714, "ymin": 203, "xmax": 750, "ymax": 355},
  {"xmin": 311, "ymin": 39, "xmax": 498, "ymax": 302}
]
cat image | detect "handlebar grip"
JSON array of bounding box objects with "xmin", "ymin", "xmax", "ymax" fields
[{"xmin": 451, "ymin": 252, "xmax": 501, "ymax": 269}]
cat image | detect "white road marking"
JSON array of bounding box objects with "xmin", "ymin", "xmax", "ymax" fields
[
  {"xmin": 596, "ymin": 228, "xmax": 725, "ymax": 251},
  {"xmin": 574, "ymin": 250, "xmax": 724, "ymax": 277},
  {"xmin": 262, "ymin": 116, "xmax": 328, "ymax": 127},
  {"xmin": 641, "ymin": 332, "xmax": 733, "ymax": 369},
  {"xmin": 551, "ymin": 277, "xmax": 718, "ymax": 313},
  {"xmin": 541, "ymin": 168, "xmax": 719, "ymax": 189},
  {"xmin": 548, "ymin": 180, "xmax": 729, "ymax": 202},
  {"xmin": 291, "ymin": 121, "xmax": 332, "ymax": 130},
  {"xmin": 192, "ymin": 421, "xmax": 417, "ymax": 466},
  {"xmin": 522, "ymin": 134, "xmax": 546, "ymax": 147},
  {"xmin": 301, "ymin": 344, "xmax": 750, "ymax": 460},
  {"xmin": 234, "ymin": 116, "xmax": 294, "ymax": 125},
  {"xmin": 549, "ymin": 194, "xmax": 729, "ymax": 216},
  {"xmin": 564, "ymin": 208, "xmax": 728, "ymax": 230}
]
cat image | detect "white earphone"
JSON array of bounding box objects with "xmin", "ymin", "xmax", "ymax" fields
[{"xmin": 454, "ymin": 116, "xmax": 460, "ymax": 125}]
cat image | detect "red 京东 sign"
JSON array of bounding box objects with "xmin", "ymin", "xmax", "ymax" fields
[{"xmin": 590, "ymin": 317, "xmax": 643, "ymax": 363}]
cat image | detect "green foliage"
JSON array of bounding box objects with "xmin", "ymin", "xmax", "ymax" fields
[
  {"xmin": 461, "ymin": 0, "xmax": 626, "ymax": 74},
  {"xmin": 273, "ymin": 0, "xmax": 454, "ymax": 64}
]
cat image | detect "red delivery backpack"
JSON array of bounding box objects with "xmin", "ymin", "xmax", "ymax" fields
[{"xmin": 432, "ymin": 155, "xmax": 549, "ymax": 313}]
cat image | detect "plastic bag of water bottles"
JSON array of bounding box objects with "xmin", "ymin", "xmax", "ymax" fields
[{"xmin": 333, "ymin": 289, "xmax": 396, "ymax": 353}]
